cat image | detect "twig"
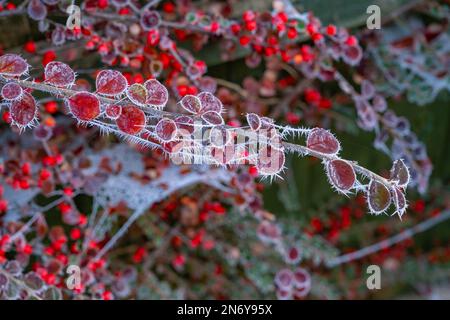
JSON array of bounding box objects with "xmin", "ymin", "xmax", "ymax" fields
[{"xmin": 327, "ymin": 210, "xmax": 450, "ymax": 267}]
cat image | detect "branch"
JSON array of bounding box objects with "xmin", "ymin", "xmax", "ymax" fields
[{"xmin": 326, "ymin": 210, "xmax": 450, "ymax": 267}]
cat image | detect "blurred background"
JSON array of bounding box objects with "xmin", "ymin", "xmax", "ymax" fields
[{"xmin": 0, "ymin": 0, "xmax": 449, "ymax": 299}]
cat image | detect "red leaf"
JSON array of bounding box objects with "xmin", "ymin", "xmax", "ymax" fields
[
  {"xmin": 126, "ymin": 83, "xmax": 148, "ymax": 106},
  {"xmin": 175, "ymin": 115, "xmax": 194, "ymax": 135},
  {"xmin": 198, "ymin": 92, "xmax": 222, "ymax": 113},
  {"xmin": 327, "ymin": 160, "xmax": 356, "ymax": 191},
  {"xmin": 201, "ymin": 111, "xmax": 223, "ymax": 126},
  {"xmin": 390, "ymin": 159, "xmax": 410, "ymax": 187},
  {"xmin": 10, "ymin": 92, "xmax": 37, "ymax": 127},
  {"xmin": 1, "ymin": 82, "xmax": 23, "ymax": 100},
  {"xmin": 246, "ymin": 113, "xmax": 261, "ymax": 131},
  {"xmin": 306, "ymin": 128, "xmax": 340, "ymax": 154},
  {"xmin": 367, "ymin": 180, "xmax": 391, "ymax": 214},
  {"xmin": 116, "ymin": 105, "xmax": 146, "ymax": 135},
  {"xmin": 155, "ymin": 118, "xmax": 177, "ymax": 142},
  {"xmin": 0, "ymin": 54, "xmax": 29, "ymax": 77},
  {"xmin": 144, "ymin": 79, "xmax": 168, "ymax": 108},
  {"xmin": 257, "ymin": 146, "xmax": 285, "ymax": 176},
  {"xmin": 44, "ymin": 61, "xmax": 75, "ymax": 87},
  {"xmin": 105, "ymin": 104, "xmax": 122, "ymax": 120},
  {"xmin": 180, "ymin": 95, "xmax": 202, "ymax": 114},
  {"xmin": 67, "ymin": 92, "xmax": 100, "ymax": 121},
  {"xmin": 96, "ymin": 70, "xmax": 127, "ymax": 96}
]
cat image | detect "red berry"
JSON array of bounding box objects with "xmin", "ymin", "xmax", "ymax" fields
[
  {"xmin": 312, "ymin": 33, "xmax": 323, "ymax": 42},
  {"xmin": 2, "ymin": 111, "xmax": 11, "ymax": 123},
  {"xmin": 245, "ymin": 20, "xmax": 257, "ymax": 31},
  {"xmin": 239, "ymin": 35, "xmax": 251, "ymax": 46},
  {"xmin": 326, "ymin": 25, "xmax": 337, "ymax": 36},
  {"xmin": 318, "ymin": 98, "xmax": 332, "ymax": 109},
  {"xmin": 44, "ymin": 101, "xmax": 58, "ymax": 114},
  {"xmin": 0, "ymin": 199, "xmax": 8, "ymax": 213},
  {"xmin": 304, "ymin": 88, "xmax": 321, "ymax": 104},
  {"xmin": 242, "ymin": 10, "xmax": 255, "ymax": 22},
  {"xmin": 230, "ymin": 24, "xmax": 241, "ymax": 34},
  {"xmin": 306, "ymin": 23, "xmax": 317, "ymax": 35},
  {"xmin": 24, "ymin": 40, "xmax": 36, "ymax": 54},
  {"xmin": 42, "ymin": 50, "xmax": 56, "ymax": 67},
  {"xmin": 287, "ymin": 28, "xmax": 297, "ymax": 39},
  {"xmin": 162, "ymin": 2, "xmax": 175, "ymax": 13},
  {"xmin": 23, "ymin": 244, "xmax": 33, "ymax": 255},
  {"xmin": 346, "ymin": 35, "xmax": 358, "ymax": 46},
  {"xmin": 6, "ymin": 3, "xmax": 16, "ymax": 10},
  {"xmin": 70, "ymin": 228, "xmax": 81, "ymax": 240},
  {"xmin": 21, "ymin": 162, "xmax": 31, "ymax": 175},
  {"xmin": 63, "ymin": 187, "xmax": 74, "ymax": 197},
  {"xmin": 97, "ymin": 0, "xmax": 108, "ymax": 9}
]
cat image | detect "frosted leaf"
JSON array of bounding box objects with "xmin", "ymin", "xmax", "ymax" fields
[
  {"xmin": 51, "ymin": 27, "xmax": 66, "ymax": 46},
  {"xmin": 186, "ymin": 64, "xmax": 201, "ymax": 79},
  {"xmin": 197, "ymin": 76, "xmax": 217, "ymax": 93},
  {"xmin": 10, "ymin": 92, "xmax": 37, "ymax": 127},
  {"xmin": 33, "ymin": 124, "xmax": 52, "ymax": 141},
  {"xmin": 24, "ymin": 272, "xmax": 44, "ymax": 291},
  {"xmin": 210, "ymin": 146, "xmax": 235, "ymax": 165},
  {"xmin": 246, "ymin": 113, "xmax": 261, "ymax": 131},
  {"xmin": 201, "ymin": 111, "xmax": 224, "ymax": 126},
  {"xmin": 37, "ymin": 20, "xmax": 49, "ymax": 33},
  {"xmin": 285, "ymin": 246, "xmax": 302, "ymax": 265},
  {"xmin": 116, "ymin": 105, "xmax": 146, "ymax": 135},
  {"xmin": 395, "ymin": 117, "xmax": 410, "ymax": 136},
  {"xmin": 293, "ymin": 268, "xmax": 311, "ymax": 290},
  {"xmin": 105, "ymin": 104, "xmax": 122, "ymax": 120},
  {"xmin": 144, "ymin": 79, "xmax": 168, "ymax": 109},
  {"xmin": 4, "ymin": 260, "xmax": 22, "ymax": 276},
  {"xmin": 1, "ymin": 82, "xmax": 23, "ymax": 100},
  {"xmin": 28, "ymin": 0, "xmax": 47, "ymax": 21},
  {"xmin": 306, "ymin": 128, "xmax": 340, "ymax": 155},
  {"xmin": 256, "ymin": 220, "xmax": 281, "ymax": 243},
  {"xmin": 126, "ymin": 83, "xmax": 148, "ymax": 106},
  {"xmin": 198, "ymin": 92, "xmax": 222, "ymax": 113},
  {"xmin": 209, "ymin": 127, "xmax": 231, "ymax": 148},
  {"xmin": 96, "ymin": 70, "xmax": 128, "ymax": 96},
  {"xmin": 361, "ymin": 80, "xmax": 375, "ymax": 99},
  {"xmin": 393, "ymin": 187, "xmax": 407, "ymax": 218},
  {"xmin": 367, "ymin": 180, "xmax": 391, "ymax": 214},
  {"xmin": 140, "ymin": 10, "xmax": 161, "ymax": 31},
  {"xmin": 372, "ymin": 95, "xmax": 387, "ymax": 112},
  {"xmin": 357, "ymin": 104, "xmax": 377, "ymax": 131},
  {"xmin": 327, "ymin": 159, "xmax": 356, "ymax": 192},
  {"xmin": 276, "ymin": 289, "xmax": 292, "ymax": 300},
  {"xmin": 68, "ymin": 92, "xmax": 100, "ymax": 121},
  {"xmin": 0, "ymin": 54, "xmax": 29, "ymax": 77},
  {"xmin": 162, "ymin": 140, "xmax": 184, "ymax": 154},
  {"xmin": 257, "ymin": 146, "xmax": 285, "ymax": 176},
  {"xmin": 293, "ymin": 286, "xmax": 310, "ymax": 299},
  {"xmin": 390, "ymin": 159, "xmax": 410, "ymax": 188},
  {"xmin": 260, "ymin": 117, "xmax": 275, "ymax": 130},
  {"xmin": 180, "ymin": 95, "xmax": 202, "ymax": 114},
  {"xmin": 155, "ymin": 118, "xmax": 177, "ymax": 142},
  {"xmin": 43, "ymin": 287, "xmax": 63, "ymax": 300},
  {"xmin": 44, "ymin": 61, "xmax": 75, "ymax": 87},
  {"xmin": 342, "ymin": 45, "xmax": 362, "ymax": 66},
  {"xmin": 175, "ymin": 116, "xmax": 194, "ymax": 135},
  {"xmin": 275, "ymin": 269, "xmax": 294, "ymax": 290}
]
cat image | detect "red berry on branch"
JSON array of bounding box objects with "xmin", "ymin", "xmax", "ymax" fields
[
  {"xmin": 24, "ymin": 40, "xmax": 36, "ymax": 54},
  {"xmin": 326, "ymin": 25, "xmax": 337, "ymax": 36}
]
